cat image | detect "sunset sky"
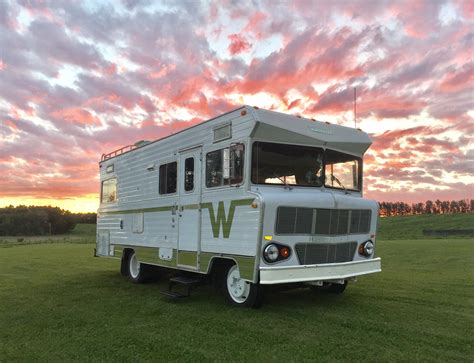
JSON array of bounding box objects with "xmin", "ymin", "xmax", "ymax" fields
[{"xmin": 0, "ymin": 0, "xmax": 473, "ymax": 212}]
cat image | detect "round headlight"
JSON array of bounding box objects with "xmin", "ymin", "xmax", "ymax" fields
[
  {"xmin": 363, "ymin": 241, "xmax": 374, "ymax": 256},
  {"xmin": 264, "ymin": 244, "xmax": 279, "ymax": 262}
]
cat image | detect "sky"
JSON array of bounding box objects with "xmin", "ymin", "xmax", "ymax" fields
[{"xmin": 0, "ymin": 0, "xmax": 473, "ymax": 213}]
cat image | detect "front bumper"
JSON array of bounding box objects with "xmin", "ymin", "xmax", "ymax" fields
[{"xmin": 259, "ymin": 257, "xmax": 381, "ymax": 285}]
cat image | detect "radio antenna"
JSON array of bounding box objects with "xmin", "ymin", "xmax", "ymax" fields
[{"xmin": 353, "ymin": 87, "xmax": 357, "ymax": 128}]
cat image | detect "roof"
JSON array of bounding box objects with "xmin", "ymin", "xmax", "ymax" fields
[
  {"xmin": 249, "ymin": 107, "xmax": 372, "ymax": 155},
  {"xmin": 100, "ymin": 105, "xmax": 372, "ymax": 162}
]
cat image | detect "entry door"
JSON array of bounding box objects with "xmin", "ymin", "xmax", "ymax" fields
[{"xmin": 177, "ymin": 147, "xmax": 202, "ymax": 269}]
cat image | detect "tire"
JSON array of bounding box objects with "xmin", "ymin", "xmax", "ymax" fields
[
  {"xmin": 312, "ymin": 281, "xmax": 348, "ymax": 294},
  {"xmin": 126, "ymin": 250, "xmax": 147, "ymax": 283},
  {"xmin": 222, "ymin": 264, "xmax": 264, "ymax": 308}
]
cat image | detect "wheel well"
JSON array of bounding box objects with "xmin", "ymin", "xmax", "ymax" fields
[
  {"xmin": 208, "ymin": 257, "xmax": 235, "ymax": 274},
  {"xmin": 208, "ymin": 257, "xmax": 236, "ymax": 287}
]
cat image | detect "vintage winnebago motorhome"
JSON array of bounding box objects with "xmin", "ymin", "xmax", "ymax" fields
[{"xmin": 96, "ymin": 106, "xmax": 381, "ymax": 307}]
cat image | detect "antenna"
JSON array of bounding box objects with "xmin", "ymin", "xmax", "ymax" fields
[{"xmin": 353, "ymin": 87, "xmax": 357, "ymax": 128}]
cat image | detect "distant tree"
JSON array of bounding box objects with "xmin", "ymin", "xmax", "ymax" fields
[
  {"xmin": 425, "ymin": 200, "xmax": 433, "ymax": 214},
  {"xmin": 458, "ymin": 199, "xmax": 468, "ymax": 213},
  {"xmin": 449, "ymin": 200, "xmax": 459, "ymax": 213},
  {"xmin": 0, "ymin": 206, "xmax": 76, "ymax": 236},
  {"xmin": 434, "ymin": 199, "xmax": 441, "ymax": 214}
]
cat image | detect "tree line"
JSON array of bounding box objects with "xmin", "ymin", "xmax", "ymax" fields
[
  {"xmin": 0, "ymin": 206, "xmax": 97, "ymax": 236},
  {"xmin": 1, "ymin": 200, "xmax": 472, "ymax": 236},
  {"xmin": 379, "ymin": 199, "xmax": 474, "ymax": 217}
]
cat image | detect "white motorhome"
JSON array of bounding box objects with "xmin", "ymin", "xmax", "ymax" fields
[{"xmin": 96, "ymin": 106, "xmax": 381, "ymax": 307}]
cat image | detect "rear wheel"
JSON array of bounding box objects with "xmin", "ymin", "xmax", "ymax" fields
[
  {"xmin": 223, "ymin": 264, "xmax": 264, "ymax": 308},
  {"xmin": 125, "ymin": 250, "xmax": 147, "ymax": 283}
]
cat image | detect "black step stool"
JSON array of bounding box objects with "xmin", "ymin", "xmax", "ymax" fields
[{"xmin": 160, "ymin": 276, "xmax": 201, "ymax": 299}]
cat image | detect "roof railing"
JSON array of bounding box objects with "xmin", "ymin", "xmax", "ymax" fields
[{"xmin": 101, "ymin": 145, "xmax": 136, "ymax": 161}]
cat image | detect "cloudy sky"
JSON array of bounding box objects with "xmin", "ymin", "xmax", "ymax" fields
[{"xmin": 0, "ymin": 0, "xmax": 473, "ymax": 212}]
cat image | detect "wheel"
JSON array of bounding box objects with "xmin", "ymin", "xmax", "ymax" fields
[
  {"xmin": 327, "ymin": 281, "xmax": 347, "ymax": 294},
  {"xmin": 312, "ymin": 281, "xmax": 348, "ymax": 294},
  {"xmin": 126, "ymin": 250, "xmax": 146, "ymax": 283},
  {"xmin": 222, "ymin": 264, "xmax": 264, "ymax": 308}
]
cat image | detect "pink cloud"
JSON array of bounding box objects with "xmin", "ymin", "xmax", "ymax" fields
[
  {"xmin": 0, "ymin": 1, "xmax": 472, "ymax": 208},
  {"xmin": 228, "ymin": 34, "xmax": 252, "ymax": 55}
]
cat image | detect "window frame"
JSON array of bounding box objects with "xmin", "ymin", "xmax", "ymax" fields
[
  {"xmin": 159, "ymin": 161, "xmax": 178, "ymax": 195},
  {"xmin": 323, "ymin": 150, "xmax": 362, "ymax": 192},
  {"xmin": 250, "ymin": 141, "xmax": 363, "ymax": 192},
  {"xmin": 101, "ymin": 177, "xmax": 118, "ymax": 204},
  {"xmin": 251, "ymin": 141, "xmax": 325, "ymax": 188},
  {"xmin": 205, "ymin": 143, "xmax": 245, "ymax": 189},
  {"xmin": 183, "ymin": 157, "xmax": 195, "ymax": 193}
]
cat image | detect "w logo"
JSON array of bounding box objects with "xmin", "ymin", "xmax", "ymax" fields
[{"xmin": 201, "ymin": 199, "xmax": 254, "ymax": 238}]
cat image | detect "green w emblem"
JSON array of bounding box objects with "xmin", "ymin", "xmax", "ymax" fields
[{"xmin": 201, "ymin": 199, "xmax": 254, "ymax": 238}]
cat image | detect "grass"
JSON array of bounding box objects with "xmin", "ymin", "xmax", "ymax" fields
[
  {"xmin": 0, "ymin": 223, "xmax": 95, "ymax": 247},
  {"xmin": 377, "ymin": 213, "xmax": 474, "ymax": 240},
  {"xmin": 0, "ymin": 220, "xmax": 473, "ymax": 361}
]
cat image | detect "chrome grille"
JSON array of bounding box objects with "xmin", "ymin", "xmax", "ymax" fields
[
  {"xmin": 275, "ymin": 207, "xmax": 371, "ymax": 236},
  {"xmin": 295, "ymin": 242, "xmax": 357, "ymax": 264}
]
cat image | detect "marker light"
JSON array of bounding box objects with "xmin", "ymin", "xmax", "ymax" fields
[{"xmin": 264, "ymin": 235, "xmax": 273, "ymax": 241}]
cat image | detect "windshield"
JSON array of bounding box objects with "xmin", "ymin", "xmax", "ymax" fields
[{"xmin": 251, "ymin": 142, "xmax": 361, "ymax": 190}]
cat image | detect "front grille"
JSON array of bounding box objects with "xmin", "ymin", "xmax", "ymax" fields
[
  {"xmin": 295, "ymin": 242, "xmax": 357, "ymax": 264},
  {"xmin": 275, "ymin": 207, "xmax": 371, "ymax": 236}
]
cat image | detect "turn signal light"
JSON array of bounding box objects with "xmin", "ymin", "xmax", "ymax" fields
[{"xmin": 280, "ymin": 247, "xmax": 290, "ymax": 258}]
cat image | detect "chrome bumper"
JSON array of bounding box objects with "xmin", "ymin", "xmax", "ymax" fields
[{"xmin": 259, "ymin": 258, "xmax": 381, "ymax": 285}]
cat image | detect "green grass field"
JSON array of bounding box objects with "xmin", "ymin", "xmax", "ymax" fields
[
  {"xmin": 377, "ymin": 213, "xmax": 474, "ymax": 240},
  {"xmin": 0, "ymin": 218, "xmax": 473, "ymax": 361}
]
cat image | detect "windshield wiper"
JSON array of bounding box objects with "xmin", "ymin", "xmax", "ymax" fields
[
  {"xmin": 330, "ymin": 174, "xmax": 346, "ymax": 190},
  {"xmin": 272, "ymin": 172, "xmax": 293, "ymax": 190}
]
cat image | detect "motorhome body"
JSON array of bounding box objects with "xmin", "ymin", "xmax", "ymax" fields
[{"xmin": 96, "ymin": 106, "xmax": 381, "ymax": 307}]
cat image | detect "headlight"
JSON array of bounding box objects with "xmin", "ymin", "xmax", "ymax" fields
[
  {"xmin": 359, "ymin": 240, "xmax": 374, "ymax": 257},
  {"xmin": 264, "ymin": 244, "xmax": 279, "ymax": 262}
]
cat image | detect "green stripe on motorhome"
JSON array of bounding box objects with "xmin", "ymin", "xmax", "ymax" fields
[{"xmin": 101, "ymin": 206, "xmax": 173, "ymax": 214}]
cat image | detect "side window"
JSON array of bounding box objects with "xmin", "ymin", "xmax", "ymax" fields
[
  {"xmin": 206, "ymin": 143, "xmax": 245, "ymax": 188},
  {"xmin": 184, "ymin": 157, "xmax": 194, "ymax": 192},
  {"xmin": 206, "ymin": 150, "xmax": 223, "ymax": 187},
  {"xmin": 159, "ymin": 162, "xmax": 177, "ymax": 194},
  {"xmin": 101, "ymin": 178, "xmax": 117, "ymax": 203}
]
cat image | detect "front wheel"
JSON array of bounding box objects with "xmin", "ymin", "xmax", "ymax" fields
[
  {"xmin": 223, "ymin": 264, "xmax": 264, "ymax": 308},
  {"xmin": 312, "ymin": 281, "xmax": 348, "ymax": 294}
]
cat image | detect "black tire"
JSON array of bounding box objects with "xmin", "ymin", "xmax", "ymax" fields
[
  {"xmin": 312, "ymin": 281, "xmax": 348, "ymax": 294},
  {"xmin": 222, "ymin": 264, "xmax": 264, "ymax": 308},
  {"xmin": 120, "ymin": 252, "xmax": 129, "ymax": 276}
]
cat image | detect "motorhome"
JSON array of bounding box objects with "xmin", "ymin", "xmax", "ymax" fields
[{"xmin": 96, "ymin": 106, "xmax": 381, "ymax": 307}]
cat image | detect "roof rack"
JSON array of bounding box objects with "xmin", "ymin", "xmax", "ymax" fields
[{"xmin": 101, "ymin": 145, "xmax": 136, "ymax": 161}]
